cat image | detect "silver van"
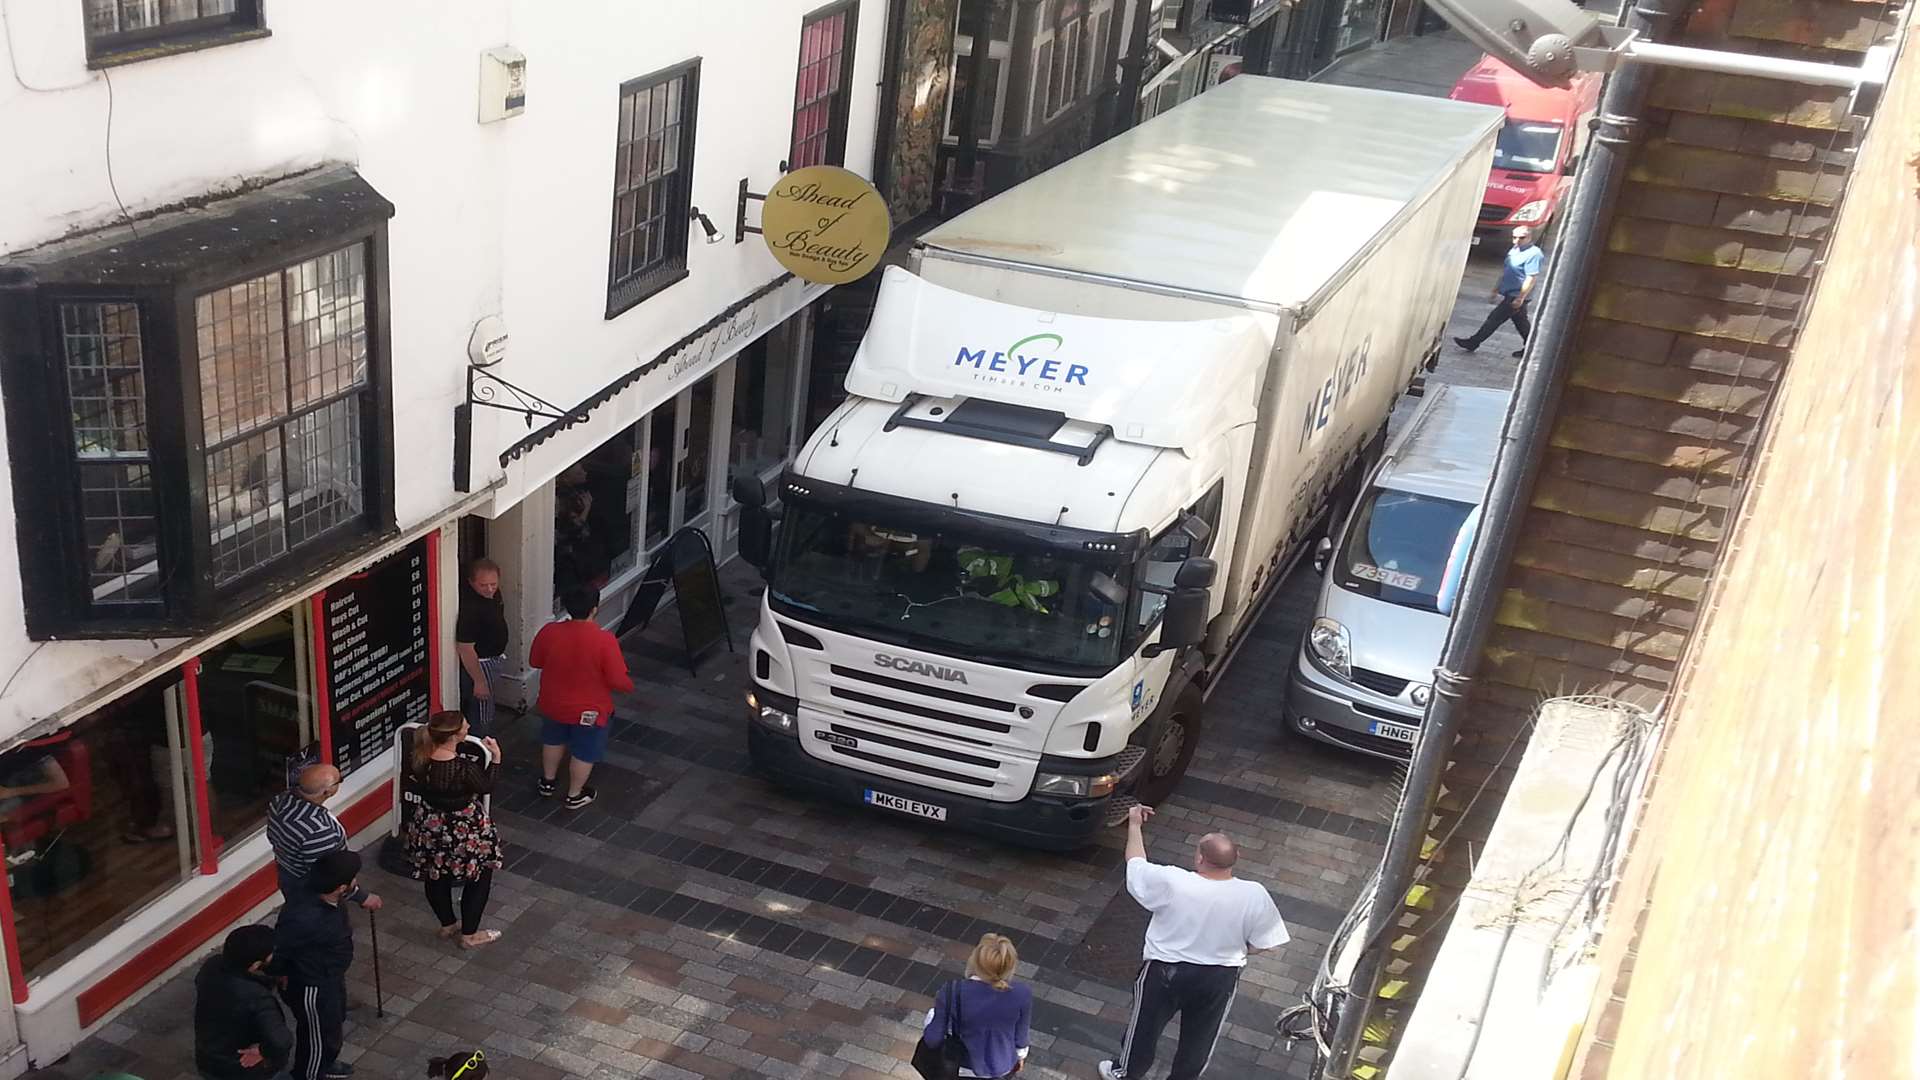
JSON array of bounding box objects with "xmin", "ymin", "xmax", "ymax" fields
[{"xmin": 1285, "ymin": 384, "xmax": 1510, "ymax": 758}]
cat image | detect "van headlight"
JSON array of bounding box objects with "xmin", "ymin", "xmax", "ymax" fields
[
  {"xmin": 746, "ymin": 687, "xmax": 798, "ymax": 735},
  {"xmin": 1510, "ymin": 200, "xmax": 1550, "ymax": 223},
  {"xmin": 1033, "ymin": 770, "xmax": 1122, "ymax": 799},
  {"xmin": 1307, "ymin": 618, "xmax": 1352, "ymax": 680}
]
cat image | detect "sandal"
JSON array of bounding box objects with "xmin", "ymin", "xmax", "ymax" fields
[{"xmin": 459, "ymin": 930, "xmax": 502, "ymax": 950}]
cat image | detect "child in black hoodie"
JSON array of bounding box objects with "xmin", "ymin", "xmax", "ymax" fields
[
  {"xmin": 194, "ymin": 924, "xmax": 291, "ymax": 1080},
  {"xmin": 272, "ymin": 849, "xmax": 361, "ymax": 1080}
]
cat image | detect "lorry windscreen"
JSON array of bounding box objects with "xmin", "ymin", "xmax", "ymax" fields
[
  {"xmin": 768, "ymin": 503, "xmax": 1129, "ymax": 674},
  {"xmin": 1492, "ymin": 120, "xmax": 1564, "ymax": 174},
  {"xmin": 1334, "ymin": 490, "xmax": 1477, "ymax": 613}
]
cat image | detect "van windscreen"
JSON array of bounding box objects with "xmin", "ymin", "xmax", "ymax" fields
[
  {"xmin": 1335, "ymin": 490, "xmax": 1478, "ymax": 613},
  {"xmin": 1493, "ymin": 120, "xmax": 1564, "ymax": 174}
]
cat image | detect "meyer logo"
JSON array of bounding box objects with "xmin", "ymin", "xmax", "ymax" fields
[
  {"xmin": 952, "ymin": 332, "xmax": 1089, "ymax": 396},
  {"xmin": 874, "ymin": 653, "xmax": 969, "ymax": 684},
  {"xmin": 814, "ymin": 730, "xmax": 860, "ymax": 749},
  {"xmin": 1298, "ymin": 336, "xmax": 1374, "ymax": 452}
]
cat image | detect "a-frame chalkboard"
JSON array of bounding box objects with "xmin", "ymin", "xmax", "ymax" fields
[{"xmin": 615, "ymin": 526, "xmax": 734, "ymax": 675}]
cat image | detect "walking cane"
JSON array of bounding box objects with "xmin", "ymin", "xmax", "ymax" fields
[{"xmin": 367, "ymin": 906, "xmax": 386, "ymax": 1019}]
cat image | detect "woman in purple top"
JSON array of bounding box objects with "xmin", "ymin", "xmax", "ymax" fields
[{"xmin": 924, "ymin": 933, "xmax": 1034, "ymax": 1078}]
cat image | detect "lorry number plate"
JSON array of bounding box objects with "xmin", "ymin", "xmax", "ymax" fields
[
  {"xmin": 1369, "ymin": 720, "xmax": 1418, "ymax": 744},
  {"xmin": 814, "ymin": 730, "xmax": 859, "ymax": 749},
  {"xmin": 865, "ymin": 790, "xmax": 948, "ymax": 821}
]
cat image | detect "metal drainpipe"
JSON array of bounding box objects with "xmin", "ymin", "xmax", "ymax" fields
[{"xmin": 1321, "ymin": 0, "xmax": 1683, "ymax": 1073}]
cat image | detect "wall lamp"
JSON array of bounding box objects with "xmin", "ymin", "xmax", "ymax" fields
[{"xmin": 690, "ymin": 206, "xmax": 725, "ymax": 245}]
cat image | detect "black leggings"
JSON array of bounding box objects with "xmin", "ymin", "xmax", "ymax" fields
[{"xmin": 423, "ymin": 869, "xmax": 493, "ymax": 935}]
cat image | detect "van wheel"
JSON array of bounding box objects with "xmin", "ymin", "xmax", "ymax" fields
[{"xmin": 1135, "ymin": 688, "xmax": 1203, "ymax": 805}]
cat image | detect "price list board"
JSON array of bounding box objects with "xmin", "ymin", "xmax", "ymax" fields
[{"xmin": 323, "ymin": 537, "xmax": 431, "ymax": 778}]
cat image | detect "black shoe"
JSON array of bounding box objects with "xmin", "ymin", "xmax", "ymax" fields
[
  {"xmin": 1512, "ymin": 348, "xmax": 1525, "ymax": 358},
  {"xmin": 537, "ymin": 778, "xmax": 556, "ymax": 798},
  {"xmin": 323, "ymin": 1064, "xmax": 354, "ymax": 1079},
  {"xmin": 1452, "ymin": 336, "xmax": 1477, "ymax": 353},
  {"xmin": 564, "ymin": 786, "xmax": 596, "ymax": 810}
]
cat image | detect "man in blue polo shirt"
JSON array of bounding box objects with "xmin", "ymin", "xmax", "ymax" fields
[{"xmin": 1455, "ymin": 225, "xmax": 1545, "ymax": 359}]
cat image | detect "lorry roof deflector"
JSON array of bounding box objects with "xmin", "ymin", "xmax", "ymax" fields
[
  {"xmin": 846, "ymin": 266, "xmax": 1266, "ymax": 454},
  {"xmin": 918, "ymin": 76, "xmax": 1504, "ymax": 319}
]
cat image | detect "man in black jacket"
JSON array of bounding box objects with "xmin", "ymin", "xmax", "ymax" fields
[
  {"xmin": 194, "ymin": 924, "xmax": 291, "ymax": 1080},
  {"xmin": 273, "ymin": 849, "xmax": 361, "ymax": 1080}
]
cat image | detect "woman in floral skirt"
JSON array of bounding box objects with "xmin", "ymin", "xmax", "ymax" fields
[{"xmin": 405, "ymin": 710, "xmax": 506, "ymax": 949}]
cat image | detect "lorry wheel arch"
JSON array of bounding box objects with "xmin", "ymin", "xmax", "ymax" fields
[{"xmin": 1134, "ymin": 685, "xmax": 1204, "ymax": 805}]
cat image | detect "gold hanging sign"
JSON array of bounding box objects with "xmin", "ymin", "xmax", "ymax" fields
[{"xmin": 750, "ymin": 165, "xmax": 890, "ymax": 285}]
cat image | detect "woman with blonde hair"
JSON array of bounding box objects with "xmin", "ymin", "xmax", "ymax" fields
[
  {"xmin": 403, "ymin": 710, "xmax": 505, "ymax": 949},
  {"xmin": 917, "ymin": 933, "xmax": 1033, "ymax": 1078}
]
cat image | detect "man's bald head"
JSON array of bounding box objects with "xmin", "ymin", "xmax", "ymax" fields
[
  {"xmin": 297, "ymin": 764, "xmax": 342, "ymax": 801},
  {"xmin": 1196, "ymin": 832, "xmax": 1238, "ymax": 874}
]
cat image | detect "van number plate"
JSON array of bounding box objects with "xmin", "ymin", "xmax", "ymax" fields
[
  {"xmin": 865, "ymin": 790, "xmax": 948, "ymax": 821},
  {"xmin": 1369, "ymin": 720, "xmax": 1418, "ymax": 744}
]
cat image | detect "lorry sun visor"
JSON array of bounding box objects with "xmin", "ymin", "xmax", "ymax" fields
[
  {"xmin": 780, "ymin": 470, "xmax": 1146, "ymax": 558},
  {"xmin": 883, "ymin": 394, "xmax": 1114, "ymax": 466}
]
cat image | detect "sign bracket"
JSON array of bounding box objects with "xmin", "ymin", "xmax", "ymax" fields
[{"xmin": 735, "ymin": 160, "xmax": 790, "ymax": 244}]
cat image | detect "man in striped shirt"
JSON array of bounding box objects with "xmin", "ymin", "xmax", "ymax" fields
[{"xmin": 267, "ymin": 765, "xmax": 382, "ymax": 911}]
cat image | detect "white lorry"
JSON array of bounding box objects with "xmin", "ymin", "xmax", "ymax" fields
[{"xmin": 732, "ymin": 77, "xmax": 1500, "ymax": 849}]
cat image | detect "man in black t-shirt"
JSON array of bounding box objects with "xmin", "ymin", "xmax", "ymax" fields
[{"xmin": 456, "ymin": 558, "xmax": 510, "ymax": 737}]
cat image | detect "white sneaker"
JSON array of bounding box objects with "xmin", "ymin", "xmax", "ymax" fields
[{"xmin": 1098, "ymin": 1062, "xmax": 1125, "ymax": 1079}]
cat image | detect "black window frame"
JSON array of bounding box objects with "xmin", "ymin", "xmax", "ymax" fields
[
  {"xmin": 605, "ymin": 58, "xmax": 702, "ymax": 320},
  {"xmin": 789, "ymin": 0, "xmax": 861, "ymax": 170},
  {"xmin": 82, "ymin": 0, "xmax": 268, "ymax": 68},
  {"xmin": 0, "ymin": 171, "xmax": 397, "ymax": 640}
]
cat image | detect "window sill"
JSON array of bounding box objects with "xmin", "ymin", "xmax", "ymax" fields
[
  {"xmin": 86, "ymin": 26, "xmax": 272, "ymax": 70},
  {"xmin": 606, "ymin": 266, "xmax": 691, "ymax": 321}
]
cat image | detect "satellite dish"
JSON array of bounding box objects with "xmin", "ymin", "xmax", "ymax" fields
[{"xmin": 1420, "ymin": 0, "xmax": 1607, "ymax": 87}]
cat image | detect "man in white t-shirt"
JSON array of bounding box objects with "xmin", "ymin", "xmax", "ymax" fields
[{"xmin": 1099, "ymin": 804, "xmax": 1290, "ymax": 1080}]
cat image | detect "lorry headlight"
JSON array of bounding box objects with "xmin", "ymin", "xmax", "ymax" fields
[
  {"xmin": 1510, "ymin": 200, "xmax": 1549, "ymax": 223},
  {"xmin": 745, "ymin": 687, "xmax": 798, "ymax": 735},
  {"xmin": 1033, "ymin": 771, "xmax": 1121, "ymax": 798},
  {"xmin": 1307, "ymin": 618, "xmax": 1352, "ymax": 680},
  {"xmin": 1410, "ymin": 684, "xmax": 1432, "ymax": 707}
]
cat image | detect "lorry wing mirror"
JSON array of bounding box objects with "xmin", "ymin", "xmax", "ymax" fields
[
  {"xmin": 1089, "ymin": 571, "xmax": 1128, "ymax": 608},
  {"xmin": 731, "ymin": 475, "xmax": 774, "ymax": 571},
  {"xmin": 1179, "ymin": 514, "xmax": 1213, "ymax": 550},
  {"xmin": 731, "ymin": 475, "xmax": 768, "ymax": 509},
  {"xmin": 1145, "ymin": 586, "xmax": 1210, "ymax": 657},
  {"xmin": 1173, "ymin": 557, "xmax": 1217, "ymax": 590},
  {"xmin": 1313, "ymin": 537, "xmax": 1333, "ymax": 574}
]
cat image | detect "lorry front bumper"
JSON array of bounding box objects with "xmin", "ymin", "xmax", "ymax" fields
[
  {"xmin": 1284, "ymin": 647, "xmax": 1422, "ymax": 761},
  {"xmin": 747, "ymin": 723, "xmax": 1111, "ymax": 851}
]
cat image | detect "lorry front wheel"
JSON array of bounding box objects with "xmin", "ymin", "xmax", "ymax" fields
[{"xmin": 1135, "ymin": 688, "xmax": 1203, "ymax": 805}]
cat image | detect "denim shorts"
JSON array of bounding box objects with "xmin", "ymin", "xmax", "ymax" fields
[{"xmin": 538, "ymin": 715, "xmax": 611, "ymax": 764}]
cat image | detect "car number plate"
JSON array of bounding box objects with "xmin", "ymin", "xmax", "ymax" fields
[
  {"xmin": 865, "ymin": 789, "xmax": 948, "ymax": 821},
  {"xmin": 1368, "ymin": 719, "xmax": 1419, "ymax": 744}
]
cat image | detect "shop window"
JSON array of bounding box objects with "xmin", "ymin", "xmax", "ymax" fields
[
  {"xmin": 945, "ymin": 50, "xmax": 1004, "ymax": 144},
  {"xmin": 1094, "ymin": 10, "xmax": 1112, "ymax": 88},
  {"xmin": 197, "ymin": 610, "xmax": 312, "ymax": 844},
  {"xmin": 607, "ymin": 60, "xmax": 700, "ymax": 319},
  {"xmin": 1031, "ymin": 40, "xmax": 1053, "ymax": 130},
  {"xmin": 644, "ymin": 411, "xmax": 676, "ymax": 551},
  {"xmin": 554, "ymin": 431, "xmax": 636, "ymax": 599},
  {"xmin": 790, "ymin": 1, "xmax": 859, "ymax": 169},
  {"xmin": 5, "ymin": 679, "xmax": 197, "ymax": 980},
  {"xmin": 729, "ymin": 332, "xmax": 799, "ymax": 486},
  {"xmin": 0, "ymin": 169, "xmax": 397, "ymax": 640},
  {"xmin": 82, "ymin": 0, "xmax": 266, "ymax": 66}
]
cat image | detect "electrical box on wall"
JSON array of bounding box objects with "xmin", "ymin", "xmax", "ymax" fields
[{"xmin": 479, "ymin": 46, "xmax": 526, "ymax": 123}]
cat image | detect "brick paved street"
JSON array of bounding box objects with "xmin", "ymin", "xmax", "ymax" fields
[{"xmin": 27, "ymin": 548, "xmax": 1403, "ymax": 1080}]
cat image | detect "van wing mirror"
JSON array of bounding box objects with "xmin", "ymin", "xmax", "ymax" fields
[{"xmin": 1313, "ymin": 537, "xmax": 1333, "ymax": 575}]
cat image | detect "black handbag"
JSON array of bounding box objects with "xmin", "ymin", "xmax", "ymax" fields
[{"xmin": 910, "ymin": 980, "xmax": 969, "ymax": 1080}]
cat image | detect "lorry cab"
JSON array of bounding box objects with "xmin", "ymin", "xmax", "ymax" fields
[
  {"xmin": 1449, "ymin": 55, "xmax": 1600, "ymax": 243},
  {"xmin": 1284, "ymin": 385, "xmax": 1511, "ymax": 759}
]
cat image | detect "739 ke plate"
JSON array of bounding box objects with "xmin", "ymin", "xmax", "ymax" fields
[{"xmin": 865, "ymin": 789, "xmax": 948, "ymax": 821}]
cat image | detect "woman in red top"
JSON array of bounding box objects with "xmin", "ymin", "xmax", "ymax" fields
[{"xmin": 528, "ymin": 585, "xmax": 634, "ymax": 809}]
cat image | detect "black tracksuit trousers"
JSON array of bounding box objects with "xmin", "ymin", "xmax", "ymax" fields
[{"xmin": 1117, "ymin": 959, "xmax": 1242, "ymax": 1079}]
